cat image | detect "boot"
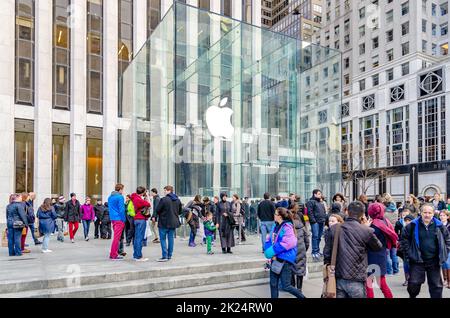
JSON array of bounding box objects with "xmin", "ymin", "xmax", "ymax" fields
[
  {"xmin": 402, "ymin": 272, "xmax": 409, "ymax": 286},
  {"xmin": 443, "ymin": 268, "xmax": 448, "ymax": 283},
  {"xmin": 227, "ymin": 247, "xmax": 232, "ymax": 254},
  {"xmin": 222, "ymin": 248, "xmax": 227, "ymax": 254},
  {"xmin": 296, "ymin": 275, "xmax": 304, "ymax": 292}
]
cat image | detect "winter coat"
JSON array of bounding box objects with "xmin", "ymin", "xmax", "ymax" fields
[
  {"xmin": 217, "ymin": 200, "xmax": 234, "ymax": 236},
  {"xmin": 93, "ymin": 204, "xmax": 105, "ymax": 221},
  {"xmin": 183, "ymin": 200, "xmax": 202, "ymax": 229},
  {"xmin": 80, "ymin": 204, "xmax": 95, "ymax": 221},
  {"xmin": 156, "ymin": 193, "xmax": 182, "ymax": 229},
  {"xmin": 257, "ymin": 200, "xmax": 275, "ymax": 222},
  {"xmin": 64, "ymin": 199, "xmax": 81, "ymax": 223},
  {"xmin": 24, "ymin": 201, "xmax": 35, "ymax": 224},
  {"xmin": 367, "ymin": 224, "xmax": 388, "ymax": 276},
  {"xmin": 400, "ymin": 217, "xmax": 450, "ymax": 265},
  {"xmin": 130, "ymin": 193, "xmax": 151, "ymax": 221},
  {"xmin": 108, "ymin": 191, "xmax": 126, "ymax": 222},
  {"xmin": 292, "ymin": 218, "xmax": 310, "ymax": 276},
  {"xmin": 323, "ymin": 218, "xmax": 383, "ymax": 282},
  {"xmin": 432, "ymin": 200, "xmax": 446, "ymax": 211},
  {"xmin": 6, "ymin": 202, "xmax": 28, "ymax": 228},
  {"xmin": 37, "ymin": 207, "xmax": 57, "ymax": 234},
  {"xmin": 306, "ymin": 197, "xmax": 327, "ymax": 224},
  {"xmin": 102, "ymin": 205, "xmax": 110, "ymax": 223},
  {"xmin": 232, "ymin": 201, "xmax": 242, "ymax": 225},
  {"xmin": 264, "ymin": 221, "xmax": 298, "ymax": 265},
  {"xmin": 54, "ymin": 202, "xmax": 66, "ymax": 219},
  {"xmin": 151, "ymin": 195, "xmax": 161, "ymax": 219},
  {"xmin": 204, "ymin": 220, "xmax": 216, "ymax": 237}
]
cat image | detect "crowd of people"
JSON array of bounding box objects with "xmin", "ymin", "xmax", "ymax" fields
[{"xmin": 4, "ymin": 185, "xmax": 450, "ymax": 298}]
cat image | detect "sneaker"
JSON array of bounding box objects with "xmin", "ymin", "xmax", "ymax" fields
[
  {"xmin": 207, "ymin": 251, "xmax": 214, "ymax": 255},
  {"xmin": 71, "ymin": 239, "xmax": 75, "ymax": 243},
  {"xmin": 22, "ymin": 249, "xmax": 31, "ymax": 253},
  {"xmin": 402, "ymin": 280, "xmax": 408, "ymax": 286},
  {"xmin": 134, "ymin": 258, "xmax": 149, "ymax": 262},
  {"xmin": 110, "ymin": 256, "xmax": 124, "ymax": 261},
  {"xmin": 34, "ymin": 241, "xmax": 42, "ymax": 245},
  {"xmin": 42, "ymin": 249, "xmax": 53, "ymax": 253},
  {"xmin": 157, "ymin": 257, "xmax": 169, "ymax": 262},
  {"xmin": 120, "ymin": 252, "xmax": 127, "ymax": 257},
  {"xmin": 85, "ymin": 237, "xmax": 89, "ymax": 241}
]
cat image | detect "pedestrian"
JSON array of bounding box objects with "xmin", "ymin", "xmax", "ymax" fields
[
  {"xmin": 204, "ymin": 211, "xmax": 217, "ymax": 255},
  {"xmin": 432, "ymin": 193, "xmax": 446, "ymax": 213},
  {"xmin": 290, "ymin": 205, "xmax": 310, "ymax": 293},
  {"xmin": 439, "ymin": 210, "xmax": 450, "ymax": 289},
  {"xmin": 323, "ymin": 201, "xmax": 383, "ymax": 298},
  {"xmin": 37, "ymin": 198, "xmax": 57, "ymax": 253},
  {"xmin": 395, "ymin": 208, "xmax": 413, "ymax": 286},
  {"xmin": 6, "ymin": 194, "xmax": 28, "ymax": 257},
  {"xmin": 25, "ymin": 192, "xmax": 41, "ymax": 246},
  {"xmin": 232, "ymin": 194, "xmax": 246, "ymax": 242},
  {"xmin": 108, "ymin": 184, "xmax": 126, "ymax": 260},
  {"xmin": 93, "ymin": 199, "xmax": 105, "ymax": 239},
  {"xmin": 306, "ymin": 189, "xmax": 327, "ymax": 262},
  {"xmin": 264, "ymin": 207, "xmax": 305, "ymax": 298},
  {"xmin": 404, "ymin": 194, "xmax": 420, "ymax": 218},
  {"xmin": 125, "ymin": 194, "xmax": 135, "ymax": 246},
  {"xmin": 366, "ymin": 202, "xmax": 396, "ymax": 298},
  {"xmin": 150, "ymin": 188, "xmax": 161, "ymax": 244},
  {"xmin": 130, "ymin": 186, "xmax": 151, "ymax": 262},
  {"xmin": 257, "ymin": 192, "xmax": 276, "ymax": 253},
  {"xmin": 54, "ymin": 196, "xmax": 66, "ymax": 242},
  {"xmin": 183, "ymin": 195, "xmax": 202, "ymax": 247},
  {"xmin": 80, "ymin": 197, "xmax": 95, "ymax": 241},
  {"xmin": 100, "ymin": 201, "xmax": 112, "ymax": 239},
  {"xmin": 447, "ymin": 197, "xmax": 450, "ymax": 211},
  {"xmin": 383, "ymin": 193, "xmax": 398, "ymax": 225},
  {"xmin": 324, "ymin": 214, "xmax": 344, "ymax": 247},
  {"xmin": 400, "ymin": 203, "xmax": 450, "ymax": 298},
  {"xmin": 332, "ymin": 193, "xmax": 347, "ymax": 212},
  {"xmin": 155, "ymin": 185, "xmax": 182, "ymax": 262},
  {"xmin": 396, "ymin": 214, "xmax": 414, "ymax": 286},
  {"xmin": 358, "ymin": 194, "xmax": 369, "ymax": 217},
  {"xmin": 217, "ymin": 192, "xmax": 236, "ymax": 254},
  {"xmin": 64, "ymin": 193, "xmax": 81, "ymax": 243}
]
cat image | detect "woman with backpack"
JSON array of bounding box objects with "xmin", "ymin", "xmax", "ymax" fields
[
  {"xmin": 37, "ymin": 198, "xmax": 57, "ymax": 253},
  {"xmin": 264, "ymin": 207, "xmax": 305, "ymax": 298},
  {"xmin": 183, "ymin": 195, "xmax": 202, "ymax": 247}
]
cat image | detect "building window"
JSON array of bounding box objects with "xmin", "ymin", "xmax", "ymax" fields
[
  {"xmin": 15, "ymin": 0, "xmax": 35, "ymax": 105},
  {"xmin": 418, "ymin": 97, "xmax": 446, "ymax": 162},
  {"xmin": 390, "ymin": 84, "xmax": 405, "ymax": 103},
  {"xmin": 402, "ymin": 1, "xmax": 409, "ymax": 15},
  {"xmin": 441, "ymin": 23, "xmax": 448, "ymax": 36},
  {"xmin": 362, "ymin": 94, "xmax": 375, "ymax": 111},
  {"xmin": 372, "ymin": 37, "xmax": 379, "ymax": 49},
  {"xmin": 344, "ymin": 74, "xmax": 350, "ymax": 85},
  {"xmin": 422, "ymin": 19, "xmax": 427, "ymax": 32},
  {"xmin": 372, "ymin": 55, "xmax": 379, "ymax": 67},
  {"xmin": 422, "ymin": 40, "xmax": 427, "ymax": 53},
  {"xmin": 401, "ymin": 21, "xmax": 409, "ymax": 35},
  {"xmin": 386, "ymin": 9, "xmax": 393, "ymax": 23},
  {"xmin": 147, "ymin": 0, "xmax": 161, "ymax": 35},
  {"xmin": 359, "ymin": 7, "xmax": 365, "ymax": 19},
  {"xmin": 372, "ymin": 74, "xmax": 379, "ymax": 86},
  {"xmin": 386, "ymin": 68, "xmax": 394, "ymax": 81},
  {"xmin": 441, "ymin": 2, "xmax": 448, "ymax": 15},
  {"xmin": 243, "ymin": 0, "xmax": 252, "ymax": 23},
  {"xmin": 118, "ymin": 0, "xmax": 133, "ymax": 116},
  {"xmin": 341, "ymin": 121, "xmax": 353, "ymax": 172},
  {"xmin": 359, "ymin": 61, "xmax": 366, "ymax": 72},
  {"xmin": 344, "ymin": 57, "xmax": 350, "ymax": 69},
  {"xmin": 15, "ymin": 119, "xmax": 34, "ymax": 193},
  {"xmin": 86, "ymin": 127, "xmax": 103, "ymax": 200},
  {"xmin": 432, "ymin": 23, "xmax": 437, "ymax": 36},
  {"xmin": 53, "ymin": 0, "xmax": 71, "ymax": 110},
  {"xmin": 359, "ymin": 114, "xmax": 379, "ymax": 169},
  {"xmin": 387, "ymin": 48, "xmax": 394, "ymax": 61},
  {"xmin": 401, "ymin": 42, "xmax": 409, "ymax": 55},
  {"xmin": 341, "ymin": 103, "xmax": 350, "ymax": 117},
  {"xmin": 221, "ymin": 0, "xmax": 232, "ymax": 17},
  {"xmin": 359, "ymin": 79, "xmax": 366, "ymax": 91},
  {"xmin": 386, "ymin": 29, "xmax": 393, "ymax": 42},
  {"xmin": 87, "ymin": 0, "xmax": 104, "ymax": 114},
  {"xmin": 401, "ymin": 62, "xmax": 409, "ymax": 76},
  {"xmin": 386, "ymin": 106, "xmax": 409, "ymax": 166},
  {"xmin": 359, "ymin": 25, "xmax": 365, "ymax": 38},
  {"xmin": 318, "ymin": 110, "xmax": 328, "ymax": 124},
  {"xmin": 359, "ymin": 43, "xmax": 365, "ymax": 55}
]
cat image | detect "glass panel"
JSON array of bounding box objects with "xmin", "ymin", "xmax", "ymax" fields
[
  {"xmin": 15, "ymin": 120, "xmax": 34, "ymax": 193},
  {"xmin": 86, "ymin": 127, "xmax": 103, "ymax": 201},
  {"xmin": 52, "ymin": 123, "xmax": 70, "ymax": 197},
  {"xmin": 119, "ymin": 3, "xmax": 341, "ymax": 200}
]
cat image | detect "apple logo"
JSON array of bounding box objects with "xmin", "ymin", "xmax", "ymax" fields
[{"xmin": 206, "ymin": 97, "xmax": 234, "ymax": 139}]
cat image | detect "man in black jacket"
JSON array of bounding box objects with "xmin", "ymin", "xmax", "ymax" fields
[
  {"xmin": 400, "ymin": 203, "xmax": 450, "ymax": 298},
  {"xmin": 150, "ymin": 188, "xmax": 161, "ymax": 244},
  {"xmin": 93, "ymin": 199, "xmax": 105, "ymax": 239},
  {"xmin": 257, "ymin": 193, "xmax": 275, "ymax": 253},
  {"xmin": 307, "ymin": 189, "xmax": 327, "ymax": 261},
  {"xmin": 324, "ymin": 201, "xmax": 382, "ymax": 298},
  {"xmin": 155, "ymin": 185, "xmax": 182, "ymax": 262}
]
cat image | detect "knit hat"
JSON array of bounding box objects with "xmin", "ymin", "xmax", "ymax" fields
[
  {"xmin": 58, "ymin": 196, "xmax": 65, "ymax": 202},
  {"xmin": 404, "ymin": 215, "xmax": 414, "ymax": 222},
  {"xmin": 368, "ymin": 202, "xmax": 385, "ymax": 220},
  {"xmin": 220, "ymin": 192, "xmax": 228, "ymax": 200}
]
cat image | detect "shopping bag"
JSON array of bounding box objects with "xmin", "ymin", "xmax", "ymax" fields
[{"xmin": 145, "ymin": 219, "xmax": 152, "ymax": 239}]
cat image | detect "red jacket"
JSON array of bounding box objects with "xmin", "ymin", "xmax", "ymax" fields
[{"xmin": 130, "ymin": 193, "xmax": 151, "ymax": 220}]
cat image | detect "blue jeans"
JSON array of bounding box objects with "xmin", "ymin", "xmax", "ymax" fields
[
  {"xmin": 159, "ymin": 228, "xmax": 175, "ymax": 259},
  {"xmin": 82, "ymin": 220, "xmax": 91, "ymax": 239},
  {"xmin": 270, "ymin": 262, "xmax": 305, "ymax": 298},
  {"xmin": 133, "ymin": 220, "xmax": 147, "ymax": 259},
  {"xmin": 260, "ymin": 221, "xmax": 275, "ymax": 251},
  {"xmin": 7, "ymin": 226, "xmax": 22, "ymax": 256},
  {"xmin": 311, "ymin": 222, "xmax": 324, "ymax": 255},
  {"xmin": 42, "ymin": 233, "xmax": 50, "ymax": 250},
  {"xmin": 386, "ymin": 248, "xmax": 399, "ymax": 274},
  {"xmin": 29, "ymin": 223, "xmax": 38, "ymax": 243}
]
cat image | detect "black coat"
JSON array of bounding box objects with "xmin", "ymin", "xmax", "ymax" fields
[
  {"xmin": 93, "ymin": 204, "xmax": 105, "ymax": 220},
  {"xmin": 292, "ymin": 217, "xmax": 310, "ymax": 276},
  {"xmin": 102, "ymin": 205, "xmax": 110, "ymax": 223},
  {"xmin": 257, "ymin": 200, "xmax": 275, "ymax": 222},
  {"xmin": 323, "ymin": 218, "xmax": 383, "ymax": 282},
  {"xmin": 6, "ymin": 202, "xmax": 28, "ymax": 228},
  {"xmin": 156, "ymin": 194, "xmax": 182, "ymax": 229},
  {"xmin": 54, "ymin": 202, "xmax": 66, "ymax": 219},
  {"xmin": 400, "ymin": 218, "xmax": 450, "ymax": 265},
  {"xmin": 367, "ymin": 224, "xmax": 388, "ymax": 276},
  {"xmin": 64, "ymin": 199, "xmax": 81, "ymax": 223},
  {"xmin": 306, "ymin": 197, "xmax": 327, "ymax": 224},
  {"xmin": 217, "ymin": 201, "xmax": 234, "ymax": 236},
  {"xmin": 152, "ymin": 195, "xmax": 161, "ymax": 219}
]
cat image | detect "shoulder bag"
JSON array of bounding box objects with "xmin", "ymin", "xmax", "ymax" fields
[
  {"xmin": 322, "ymin": 223, "xmax": 342, "ymax": 298},
  {"xmin": 270, "ymin": 224, "xmax": 285, "ymax": 275}
]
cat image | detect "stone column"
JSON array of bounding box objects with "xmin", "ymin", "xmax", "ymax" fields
[
  {"xmin": 0, "ymin": 0, "xmax": 15, "ymax": 222},
  {"xmin": 33, "ymin": 0, "xmax": 53, "ymax": 207}
]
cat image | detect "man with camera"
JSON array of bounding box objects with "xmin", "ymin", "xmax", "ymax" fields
[{"xmin": 130, "ymin": 186, "xmax": 151, "ymax": 262}]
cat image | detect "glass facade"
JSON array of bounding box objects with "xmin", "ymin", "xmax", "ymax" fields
[
  {"xmin": 15, "ymin": 119, "xmax": 34, "ymax": 193},
  {"xmin": 86, "ymin": 127, "xmax": 103, "ymax": 200},
  {"xmin": 119, "ymin": 2, "xmax": 341, "ymax": 200},
  {"xmin": 87, "ymin": 0, "xmax": 103, "ymax": 114}
]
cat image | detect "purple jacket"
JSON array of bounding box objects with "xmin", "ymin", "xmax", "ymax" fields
[
  {"xmin": 80, "ymin": 204, "xmax": 95, "ymax": 221},
  {"xmin": 264, "ymin": 221, "xmax": 298, "ymax": 264}
]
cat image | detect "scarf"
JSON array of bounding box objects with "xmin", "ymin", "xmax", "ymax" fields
[{"xmin": 368, "ymin": 202, "xmax": 398, "ymax": 249}]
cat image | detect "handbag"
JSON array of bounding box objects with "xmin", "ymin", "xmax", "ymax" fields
[
  {"xmin": 322, "ymin": 223, "xmax": 342, "ymax": 298},
  {"xmin": 270, "ymin": 259, "xmax": 285, "ymax": 275},
  {"xmin": 13, "ymin": 220, "xmax": 25, "ymax": 229}
]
